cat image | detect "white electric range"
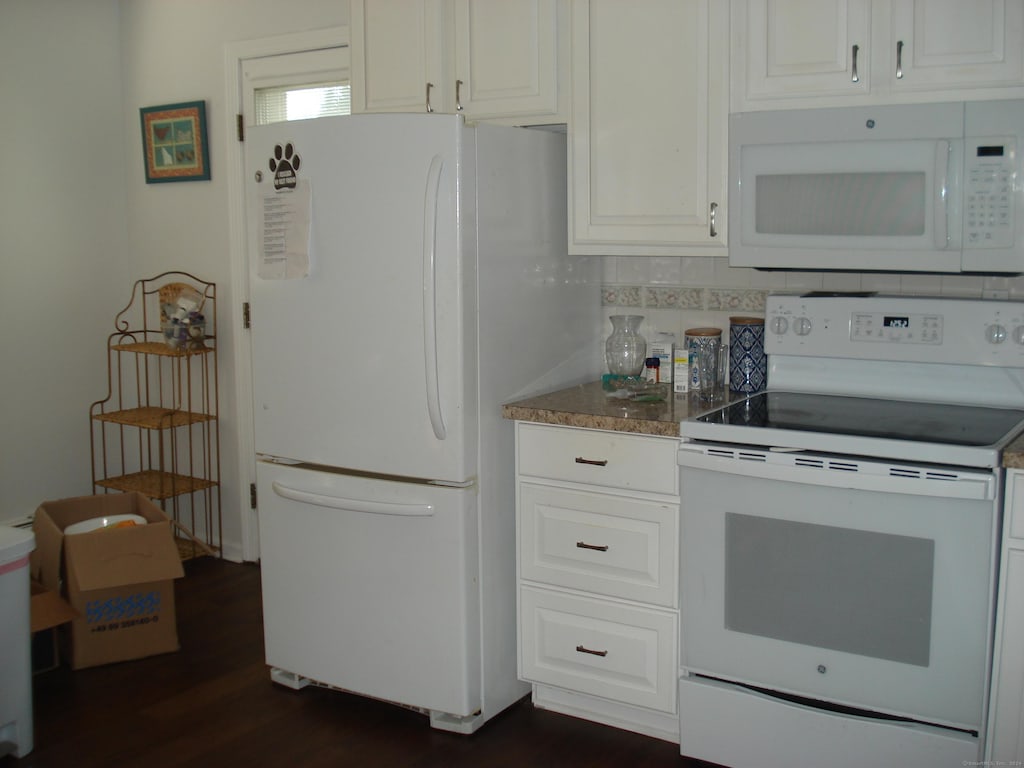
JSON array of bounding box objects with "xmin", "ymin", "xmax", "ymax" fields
[{"xmin": 676, "ymin": 293, "xmax": 1024, "ymax": 768}]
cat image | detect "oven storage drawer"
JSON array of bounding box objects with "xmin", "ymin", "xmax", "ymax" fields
[
  {"xmin": 517, "ymin": 423, "xmax": 678, "ymax": 495},
  {"xmin": 519, "ymin": 585, "xmax": 678, "ymax": 714},
  {"xmin": 519, "ymin": 483, "xmax": 678, "ymax": 607},
  {"xmin": 677, "ymin": 674, "xmax": 978, "ymax": 768}
]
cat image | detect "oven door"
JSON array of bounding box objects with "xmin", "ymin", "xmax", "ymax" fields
[{"xmin": 678, "ymin": 443, "xmax": 999, "ymax": 732}]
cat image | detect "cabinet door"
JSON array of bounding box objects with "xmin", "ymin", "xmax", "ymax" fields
[
  {"xmin": 988, "ymin": 546, "xmax": 1024, "ymax": 762},
  {"xmin": 889, "ymin": 0, "xmax": 1024, "ymax": 91},
  {"xmin": 736, "ymin": 0, "xmax": 872, "ymax": 103},
  {"xmin": 569, "ymin": 0, "xmax": 728, "ymax": 256},
  {"xmin": 453, "ymin": 0, "xmax": 565, "ymax": 122},
  {"xmin": 350, "ymin": 0, "xmax": 450, "ymax": 114}
]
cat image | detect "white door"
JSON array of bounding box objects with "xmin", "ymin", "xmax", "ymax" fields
[{"xmin": 245, "ymin": 113, "xmax": 471, "ymax": 482}]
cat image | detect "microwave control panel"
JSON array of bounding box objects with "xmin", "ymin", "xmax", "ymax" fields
[{"xmin": 965, "ymin": 137, "xmax": 1015, "ymax": 249}]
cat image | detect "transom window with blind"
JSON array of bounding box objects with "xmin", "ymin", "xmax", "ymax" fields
[{"xmin": 243, "ymin": 46, "xmax": 350, "ymax": 127}]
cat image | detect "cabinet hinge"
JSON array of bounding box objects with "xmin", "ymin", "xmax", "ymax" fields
[
  {"xmin": 250, "ymin": 483, "xmax": 257, "ymax": 509},
  {"xmin": 243, "ymin": 302, "xmax": 251, "ymax": 329},
  {"xmin": 236, "ymin": 114, "xmax": 245, "ymax": 142}
]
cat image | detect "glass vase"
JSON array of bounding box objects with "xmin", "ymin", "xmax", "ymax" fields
[{"xmin": 605, "ymin": 315, "xmax": 647, "ymax": 377}]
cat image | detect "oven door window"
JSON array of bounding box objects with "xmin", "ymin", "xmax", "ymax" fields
[{"xmin": 725, "ymin": 513, "xmax": 934, "ymax": 666}]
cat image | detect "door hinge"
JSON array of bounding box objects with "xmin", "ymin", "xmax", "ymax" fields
[
  {"xmin": 243, "ymin": 302, "xmax": 251, "ymax": 329},
  {"xmin": 250, "ymin": 483, "xmax": 257, "ymax": 509},
  {"xmin": 237, "ymin": 113, "xmax": 245, "ymax": 142}
]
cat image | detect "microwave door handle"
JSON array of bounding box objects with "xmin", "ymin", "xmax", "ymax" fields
[{"xmin": 934, "ymin": 140, "xmax": 951, "ymax": 249}]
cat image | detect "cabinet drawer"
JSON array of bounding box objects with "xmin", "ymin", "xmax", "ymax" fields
[
  {"xmin": 519, "ymin": 586, "xmax": 677, "ymax": 714},
  {"xmin": 519, "ymin": 483, "xmax": 677, "ymax": 607},
  {"xmin": 517, "ymin": 423, "xmax": 678, "ymax": 495},
  {"xmin": 1010, "ymin": 470, "xmax": 1024, "ymax": 541}
]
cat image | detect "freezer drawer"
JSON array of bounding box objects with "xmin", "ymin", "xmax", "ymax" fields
[{"xmin": 257, "ymin": 461, "xmax": 480, "ymax": 717}]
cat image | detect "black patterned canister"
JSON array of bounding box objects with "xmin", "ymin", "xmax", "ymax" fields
[{"xmin": 729, "ymin": 316, "xmax": 767, "ymax": 393}]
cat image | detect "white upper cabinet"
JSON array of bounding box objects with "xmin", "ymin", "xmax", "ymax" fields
[
  {"xmin": 350, "ymin": 0, "xmax": 568, "ymax": 125},
  {"xmin": 569, "ymin": 0, "xmax": 728, "ymax": 256},
  {"xmin": 736, "ymin": 0, "xmax": 873, "ymax": 102},
  {"xmin": 890, "ymin": 0, "xmax": 1024, "ymax": 92},
  {"xmin": 734, "ymin": 0, "xmax": 1024, "ymax": 110}
]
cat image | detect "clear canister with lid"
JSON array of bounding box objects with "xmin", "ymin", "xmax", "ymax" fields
[{"xmin": 685, "ymin": 327, "xmax": 723, "ymax": 393}]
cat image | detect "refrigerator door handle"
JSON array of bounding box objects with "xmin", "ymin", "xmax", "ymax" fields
[
  {"xmin": 271, "ymin": 481, "xmax": 435, "ymax": 517},
  {"xmin": 423, "ymin": 154, "xmax": 447, "ymax": 441}
]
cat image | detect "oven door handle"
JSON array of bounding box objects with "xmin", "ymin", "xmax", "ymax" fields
[{"xmin": 676, "ymin": 446, "xmax": 995, "ymax": 501}]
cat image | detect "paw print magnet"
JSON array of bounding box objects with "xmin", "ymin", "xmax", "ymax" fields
[{"xmin": 269, "ymin": 143, "xmax": 300, "ymax": 190}]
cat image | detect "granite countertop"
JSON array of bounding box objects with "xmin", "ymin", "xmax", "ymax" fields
[
  {"xmin": 502, "ymin": 381, "xmax": 727, "ymax": 437},
  {"xmin": 1004, "ymin": 433, "xmax": 1024, "ymax": 469},
  {"xmin": 504, "ymin": 383, "xmax": 1024, "ymax": 468}
]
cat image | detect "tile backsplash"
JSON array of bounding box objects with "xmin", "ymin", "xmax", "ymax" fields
[{"xmin": 601, "ymin": 256, "xmax": 1024, "ymax": 345}]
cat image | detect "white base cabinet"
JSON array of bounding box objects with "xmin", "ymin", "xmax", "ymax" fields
[
  {"xmin": 515, "ymin": 422, "xmax": 681, "ymax": 741},
  {"xmin": 987, "ymin": 468, "xmax": 1024, "ymax": 762}
]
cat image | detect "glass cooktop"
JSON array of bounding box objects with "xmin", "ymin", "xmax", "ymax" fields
[
  {"xmin": 697, "ymin": 391, "xmax": 1024, "ymax": 447},
  {"xmin": 684, "ymin": 391, "xmax": 1024, "ymax": 467}
]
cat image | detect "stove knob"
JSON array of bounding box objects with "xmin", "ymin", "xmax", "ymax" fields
[
  {"xmin": 794, "ymin": 317, "xmax": 813, "ymax": 336},
  {"xmin": 770, "ymin": 316, "xmax": 789, "ymax": 335},
  {"xmin": 1015, "ymin": 326, "xmax": 1024, "ymax": 345},
  {"xmin": 987, "ymin": 323, "xmax": 1008, "ymax": 344}
]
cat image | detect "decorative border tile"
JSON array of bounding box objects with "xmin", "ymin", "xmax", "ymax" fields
[
  {"xmin": 707, "ymin": 288, "xmax": 767, "ymax": 312},
  {"xmin": 644, "ymin": 286, "xmax": 704, "ymax": 309},
  {"xmin": 603, "ymin": 284, "xmax": 768, "ymax": 312},
  {"xmin": 601, "ymin": 284, "xmax": 642, "ymax": 307}
]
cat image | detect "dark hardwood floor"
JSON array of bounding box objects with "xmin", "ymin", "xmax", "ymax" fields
[{"xmin": 4, "ymin": 557, "xmax": 720, "ymax": 768}]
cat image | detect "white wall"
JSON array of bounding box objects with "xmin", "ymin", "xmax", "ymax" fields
[
  {"xmin": 116, "ymin": 0, "xmax": 346, "ymax": 559},
  {"xmin": 0, "ymin": 0, "xmax": 345, "ymax": 559},
  {"xmin": 0, "ymin": 0, "xmax": 127, "ymax": 520}
]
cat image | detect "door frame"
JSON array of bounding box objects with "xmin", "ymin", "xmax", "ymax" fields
[{"xmin": 224, "ymin": 26, "xmax": 349, "ymax": 562}]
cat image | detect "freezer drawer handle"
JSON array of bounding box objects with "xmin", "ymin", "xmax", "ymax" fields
[
  {"xmin": 576, "ymin": 645, "xmax": 608, "ymax": 658},
  {"xmin": 271, "ymin": 481, "xmax": 435, "ymax": 517},
  {"xmin": 574, "ymin": 457, "xmax": 608, "ymax": 467},
  {"xmin": 576, "ymin": 541, "xmax": 609, "ymax": 552}
]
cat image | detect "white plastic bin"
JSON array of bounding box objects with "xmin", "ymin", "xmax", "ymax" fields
[{"xmin": 0, "ymin": 525, "xmax": 35, "ymax": 758}]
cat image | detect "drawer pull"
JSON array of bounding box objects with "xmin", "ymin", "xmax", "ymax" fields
[
  {"xmin": 574, "ymin": 456, "xmax": 608, "ymax": 466},
  {"xmin": 576, "ymin": 644, "xmax": 608, "ymax": 657},
  {"xmin": 576, "ymin": 541, "xmax": 609, "ymax": 552}
]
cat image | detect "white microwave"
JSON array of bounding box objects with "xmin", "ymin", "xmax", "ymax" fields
[{"xmin": 729, "ymin": 99, "xmax": 1024, "ymax": 273}]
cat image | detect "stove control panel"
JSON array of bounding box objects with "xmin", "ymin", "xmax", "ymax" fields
[
  {"xmin": 849, "ymin": 312, "xmax": 943, "ymax": 344},
  {"xmin": 765, "ymin": 293, "xmax": 1024, "ymax": 366}
]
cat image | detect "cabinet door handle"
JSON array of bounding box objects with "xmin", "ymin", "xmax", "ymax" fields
[
  {"xmin": 455, "ymin": 79, "xmax": 464, "ymax": 112},
  {"xmin": 896, "ymin": 40, "xmax": 904, "ymax": 79},
  {"xmin": 709, "ymin": 201, "xmax": 718, "ymax": 238},
  {"xmin": 575, "ymin": 456, "xmax": 608, "ymax": 466},
  {"xmin": 425, "ymin": 82, "xmax": 434, "ymax": 113},
  {"xmin": 851, "ymin": 44, "xmax": 860, "ymax": 83},
  {"xmin": 576, "ymin": 541, "xmax": 609, "ymax": 552},
  {"xmin": 576, "ymin": 644, "xmax": 608, "ymax": 657}
]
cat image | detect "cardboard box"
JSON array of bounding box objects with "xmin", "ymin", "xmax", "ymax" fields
[
  {"xmin": 31, "ymin": 493, "xmax": 184, "ymax": 670},
  {"xmin": 30, "ymin": 581, "xmax": 77, "ymax": 673}
]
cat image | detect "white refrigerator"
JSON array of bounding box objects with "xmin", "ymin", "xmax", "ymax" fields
[{"xmin": 245, "ymin": 113, "xmax": 599, "ymax": 733}]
